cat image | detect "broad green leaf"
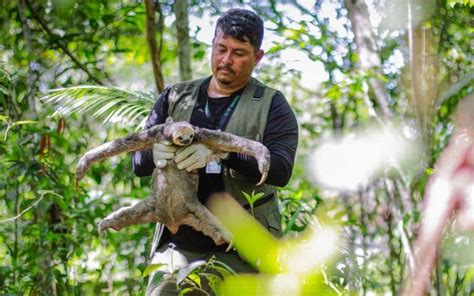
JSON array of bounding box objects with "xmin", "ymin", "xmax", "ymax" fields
[
  {"xmin": 142, "ymin": 263, "xmax": 166, "ymax": 278},
  {"xmin": 41, "ymin": 85, "xmax": 156, "ymax": 129}
]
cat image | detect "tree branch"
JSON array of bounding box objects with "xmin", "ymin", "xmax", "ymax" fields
[
  {"xmin": 25, "ymin": 0, "xmax": 103, "ymax": 85},
  {"xmin": 145, "ymin": 0, "xmax": 165, "ymax": 93},
  {"xmin": 0, "ymin": 191, "xmax": 63, "ymax": 223}
]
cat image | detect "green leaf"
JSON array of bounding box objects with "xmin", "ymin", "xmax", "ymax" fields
[
  {"xmin": 148, "ymin": 271, "xmax": 166, "ymax": 288},
  {"xmin": 176, "ymin": 260, "xmax": 207, "ymax": 285},
  {"xmin": 283, "ymin": 205, "xmax": 305, "ymax": 235},
  {"xmin": 180, "ymin": 287, "xmax": 196, "ymax": 295},
  {"xmin": 199, "ymin": 272, "xmax": 222, "ymax": 294},
  {"xmin": 3, "ymin": 120, "xmax": 37, "ymax": 140},
  {"xmin": 16, "ymin": 90, "xmax": 26, "ymax": 103},
  {"xmin": 0, "ymin": 85, "xmax": 8, "ymax": 95},
  {"xmin": 253, "ymin": 192, "xmax": 265, "ymax": 201},
  {"xmin": 0, "ymin": 67, "xmax": 11, "ymax": 84},
  {"xmin": 242, "ymin": 191, "xmax": 252, "ymax": 205},
  {"xmin": 101, "ymin": 14, "xmax": 114, "ymax": 24},
  {"xmin": 266, "ymin": 44, "xmax": 283, "ymax": 55},
  {"xmin": 10, "ymin": 120, "xmax": 37, "ymax": 128},
  {"xmin": 142, "ymin": 263, "xmax": 166, "ymax": 278},
  {"xmin": 41, "ymin": 85, "xmax": 156, "ymax": 129},
  {"xmin": 212, "ymin": 260, "xmax": 236, "ymax": 276}
]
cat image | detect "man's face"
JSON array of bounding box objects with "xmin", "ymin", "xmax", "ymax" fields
[{"xmin": 211, "ymin": 29, "xmax": 264, "ymax": 89}]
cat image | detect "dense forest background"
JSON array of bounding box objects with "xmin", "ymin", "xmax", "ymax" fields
[{"xmin": 0, "ymin": 0, "xmax": 472, "ymax": 295}]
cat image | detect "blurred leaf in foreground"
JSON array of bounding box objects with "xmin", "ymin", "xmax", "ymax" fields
[{"xmin": 208, "ymin": 194, "xmax": 343, "ymax": 296}]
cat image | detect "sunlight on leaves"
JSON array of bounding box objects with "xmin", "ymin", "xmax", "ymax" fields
[
  {"xmin": 208, "ymin": 194, "xmax": 342, "ymax": 295},
  {"xmin": 308, "ymin": 123, "xmax": 421, "ymax": 191}
]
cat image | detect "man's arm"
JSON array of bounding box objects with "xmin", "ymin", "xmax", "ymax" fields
[
  {"xmin": 224, "ymin": 91, "xmax": 298, "ymax": 187},
  {"xmin": 132, "ymin": 87, "xmax": 171, "ymax": 177}
]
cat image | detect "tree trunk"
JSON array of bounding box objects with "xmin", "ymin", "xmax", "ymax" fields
[
  {"xmin": 174, "ymin": 0, "xmax": 192, "ymax": 81},
  {"xmin": 17, "ymin": 0, "xmax": 37, "ymax": 111},
  {"xmin": 406, "ymin": 2, "xmax": 440, "ymax": 144},
  {"xmin": 145, "ymin": 0, "xmax": 165, "ymax": 93},
  {"xmin": 344, "ymin": 0, "xmax": 392, "ymax": 118}
]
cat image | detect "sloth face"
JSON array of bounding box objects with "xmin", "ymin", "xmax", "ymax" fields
[
  {"xmin": 172, "ymin": 127, "xmax": 194, "ymax": 146},
  {"xmin": 165, "ymin": 122, "xmax": 195, "ymax": 146}
]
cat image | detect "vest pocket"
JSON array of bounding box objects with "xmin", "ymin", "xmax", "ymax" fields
[
  {"xmin": 264, "ymin": 211, "xmax": 282, "ymax": 238},
  {"xmin": 253, "ymin": 201, "xmax": 282, "ymax": 238}
]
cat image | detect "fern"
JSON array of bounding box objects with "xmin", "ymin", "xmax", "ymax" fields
[{"xmin": 41, "ymin": 85, "xmax": 156, "ymax": 129}]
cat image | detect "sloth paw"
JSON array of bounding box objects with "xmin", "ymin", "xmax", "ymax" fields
[{"xmin": 98, "ymin": 219, "xmax": 120, "ymax": 234}]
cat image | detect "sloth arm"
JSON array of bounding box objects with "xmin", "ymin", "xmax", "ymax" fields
[
  {"xmin": 224, "ymin": 93, "xmax": 298, "ymax": 187},
  {"xmin": 132, "ymin": 87, "xmax": 171, "ymax": 177},
  {"xmin": 132, "ymin": 89, "xmax": 299, "ymax": 187}
]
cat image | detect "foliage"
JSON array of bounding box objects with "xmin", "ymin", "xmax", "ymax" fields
[
  {"xmin": 1, "ymin": 0, "xmax": 473, "ymax": 295},
  {"xmin": 140, "ymin": 256, "xmax": 235, "ymax": 295},
  {"xmin": 209, "ymin": 195, "xmax": 343, "ymax": 295},
  {"xmin": 0, "ymin": 65, "xmax": 154, "ymax": 294},
  {"xmin": 241, "ymin": 190, "xmax": 265, "ymax": 217},
  {"xmin": 41, "ymin": 85, "xmax": 156, "ymax": 129}
]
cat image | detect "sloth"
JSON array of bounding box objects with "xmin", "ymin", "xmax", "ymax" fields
[{"xmin": 75, "ymin": 118, "xmax": 270, "ymax": 245}]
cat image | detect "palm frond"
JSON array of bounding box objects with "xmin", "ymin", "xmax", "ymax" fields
[{"xmin": 41, "ymin": 85, "xmax": 156, "ymax": 129}]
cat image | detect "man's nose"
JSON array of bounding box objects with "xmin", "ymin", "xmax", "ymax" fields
[{"xmin": 222, "ymin": 52, "xmax": 233, "ymax": 65}]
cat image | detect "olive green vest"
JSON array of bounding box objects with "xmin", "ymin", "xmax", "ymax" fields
[{"xmin": 167, "ymin": 77, "xmax": 282, "ymax": 237}]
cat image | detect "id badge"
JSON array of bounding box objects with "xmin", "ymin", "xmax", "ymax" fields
[{"xmin": 206, "ymin": 159, "xmax": 222, "ymax": 174}]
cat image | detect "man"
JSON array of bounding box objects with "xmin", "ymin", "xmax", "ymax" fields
[{"xmin": 132, "ymin": 8, "xmax": 298, "ymax": 295}]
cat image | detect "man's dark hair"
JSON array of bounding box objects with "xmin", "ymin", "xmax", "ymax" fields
[{"xmin": 215, "ymin": 9, "xmax": 264, "ymax": 51}]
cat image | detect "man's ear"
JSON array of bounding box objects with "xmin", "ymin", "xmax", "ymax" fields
[
  {"xmin": 165, "ymin": 117, "xmax": 174, "ymax": 124},
  {"xmin": 255, "ymin": 49, "xmax": 264, "ymax": 65}
]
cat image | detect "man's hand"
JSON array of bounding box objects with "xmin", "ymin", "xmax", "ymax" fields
[
  {"xmin": 153, "ymin": 140, "xmax": 178, "ymax": 168},
  {"xmin": 175, "ymin": 143, "xmax": 217, "ymax": 172}
]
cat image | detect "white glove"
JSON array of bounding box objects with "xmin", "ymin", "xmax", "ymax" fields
[
  {"xmin": 153, "ymin": 140, "xmax": 178, "ymax": 168},
  {"xmin": 175, "ymin": 143, "xmax": 216, "ymax": 172}
]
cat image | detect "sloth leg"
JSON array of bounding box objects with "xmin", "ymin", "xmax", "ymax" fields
[
  {"xmin": 181, "ymin": 204, "xmax": 231, "ymax": 246},
  {"xmin": 98, "ymin": 197, "xmax": 158, "ymax": 233}
]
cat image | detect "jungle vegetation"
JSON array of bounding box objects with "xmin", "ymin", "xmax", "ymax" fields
[{"xmin": 0, "ymin": 0, "xmax": 472, "ymax": 295}]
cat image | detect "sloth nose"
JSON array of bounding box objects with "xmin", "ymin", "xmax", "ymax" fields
[{"xmin": 181, "ymin": 138, "xmax": 191, "ymax": 145}]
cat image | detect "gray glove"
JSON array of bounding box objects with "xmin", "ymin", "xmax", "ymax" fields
[
  {"xmin": 175, "ymin": 143, "xmax": 217, "ymax": 172},
  {"xmin": 152, "ymin": 140, "xmax": 178, "ymax": 168}
]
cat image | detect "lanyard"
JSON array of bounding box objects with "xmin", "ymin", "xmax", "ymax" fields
[{"xmin": 204, "ymin": 94, "xmax": 240, "ymax": 130}]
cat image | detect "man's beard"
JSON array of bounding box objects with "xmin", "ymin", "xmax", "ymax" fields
[
  {"xmin": 216, "ymin": 65, "xmax": 234, "ymax": 85},
  {"xmin": 217, "ymin": 77, "xmax": 232, "ymax": 85}
]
